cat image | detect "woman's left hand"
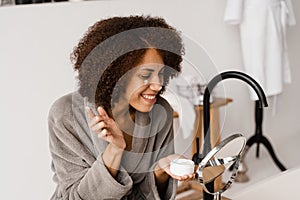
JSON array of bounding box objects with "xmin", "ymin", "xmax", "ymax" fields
[{"xmin": 155, "ymin": 154, "xmax": 195, "ymax": 182}]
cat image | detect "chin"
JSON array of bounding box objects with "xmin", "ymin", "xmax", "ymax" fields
[
  {"xmin": 138, "ymin": 106, "xmax": 153, "ymax": 113},
  {"xmin": 131, "ymin": 104, "xmax": 153, "ymax": 113}
]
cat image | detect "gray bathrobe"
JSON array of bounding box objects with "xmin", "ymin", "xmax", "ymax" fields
[{"xmin": 48, "ymin": 92, "xmax": 177, "ymax": 200}]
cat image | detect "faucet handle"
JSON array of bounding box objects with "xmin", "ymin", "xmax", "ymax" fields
[
  {"xmin": 192, "ymin": 137, "xmax": 203, "ymax": 165},
  {"xmin": 192, "ymin": 152, "xmax": 203, "ymax": 165}
]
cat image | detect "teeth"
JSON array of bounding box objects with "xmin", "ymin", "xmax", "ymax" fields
[{"xmin": 143, "ymin": 95, "xmax": 156, "ymax": 100}]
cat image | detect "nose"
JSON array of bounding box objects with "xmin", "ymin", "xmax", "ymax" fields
[
  {"xmin": 149, "ymin": 83, "xmax": 162, "ymax": 91},
  {"xmin": 149, "ymin": 75, "xmax": 163, "ymax": 91}
]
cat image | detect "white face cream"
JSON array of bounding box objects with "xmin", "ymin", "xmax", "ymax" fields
[{"xmin": 170, "ymin": 158, "xmax": 195, "ymax": 176}]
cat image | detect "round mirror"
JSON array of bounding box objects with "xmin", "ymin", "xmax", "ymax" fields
[{"xmin": 196, "ymin": 133, "xmax": 246, "ymax": 198}]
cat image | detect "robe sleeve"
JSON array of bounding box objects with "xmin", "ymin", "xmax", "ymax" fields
[
  {"xmin": 224, "ymin": 0, "xmax": 244, "ymax": 25},
  {"xmin": 48, "ymin": 97, "xmax": 133, "ymax": 200}
]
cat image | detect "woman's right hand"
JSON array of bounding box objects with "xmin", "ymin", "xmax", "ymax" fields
[
  {"xmin": 86, "ymin": 106, "xmax": 126, "ymax": 150},
  {"xmin": 155, "ymin": 154, "xmax": 195, "ymax": 181}
]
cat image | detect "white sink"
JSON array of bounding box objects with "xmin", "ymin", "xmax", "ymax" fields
[{"xmin": 231, "ymin": 166, "xmax": 300, "ymax": 199}]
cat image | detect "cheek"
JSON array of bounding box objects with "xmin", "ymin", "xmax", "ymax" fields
[
  {"xmin": 127, "ymin": 85, "xmax": 147, "ymax": 106},
  {"xmin": 125, "ymin": 80, "xmax": 146, "ymax": 99},
  {"xmin": 127, "ymin": 86, "xmax": 145, "ymax": 102}
]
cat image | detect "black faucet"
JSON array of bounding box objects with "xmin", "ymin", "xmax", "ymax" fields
[
  {"xmin": 202, "ymin": 71, "xmax": 268, "ymax": 154},
  {"xmin": 200, "ymin": 70, "xmax": 268, "ymax": 200}
]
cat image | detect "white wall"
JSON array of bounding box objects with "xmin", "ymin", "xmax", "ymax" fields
[{"xmin": 0, "ymin": 0, "xmax": 299, "ymax": 199}]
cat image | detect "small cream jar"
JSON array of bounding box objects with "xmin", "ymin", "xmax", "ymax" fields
[{"xmin": 170, "ymin": 158, "xmax": 195, "ymax": 176}]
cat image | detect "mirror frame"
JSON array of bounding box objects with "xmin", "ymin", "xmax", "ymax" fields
[{"xmin": 196, "ymin": 133, "xmax": 246, "ymax": 195}]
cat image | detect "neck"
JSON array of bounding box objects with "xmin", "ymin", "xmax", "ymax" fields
[{"xmin": 112, "ymin": 104, "xmax": 135, "ymax": 133}]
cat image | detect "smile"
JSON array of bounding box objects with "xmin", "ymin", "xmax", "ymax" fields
[{"xmin": 142, "ymin": 94, "xmax": 156, "ymax": 100}]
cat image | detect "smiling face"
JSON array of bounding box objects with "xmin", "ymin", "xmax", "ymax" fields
[{"xmin": 125, "ymin": 49, "xmax": 165, "ymax": 113}]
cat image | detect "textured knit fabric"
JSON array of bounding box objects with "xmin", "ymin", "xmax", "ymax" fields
[{"xmin": 48, "ymin": 92, "xmax": 177, "ymax": 200}]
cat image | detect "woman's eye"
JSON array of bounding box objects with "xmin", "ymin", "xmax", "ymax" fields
[{"xmin": 139, "ymin": 74, "xmax": 151, "ymax": 79}]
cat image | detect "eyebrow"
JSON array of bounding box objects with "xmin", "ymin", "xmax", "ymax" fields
[
  {"xmin": 140, "ymin": 67, "xmax": 165, "ymax": 73},
  {"xmin": 140, "ymin": 68, "xmax": 155, "ymax": 72}
]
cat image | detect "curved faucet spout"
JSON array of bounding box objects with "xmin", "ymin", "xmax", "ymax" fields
[
  {"xmin": 200, "ymin": 70, "xmax": 268, "ymax": 200},
  {"xmin": 203, "ymin": 70, "xmax": 268, "ymax": 155}
]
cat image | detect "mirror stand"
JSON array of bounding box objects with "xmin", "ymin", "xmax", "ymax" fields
[{"xmin": 195, "ymin": 134, "xmax": 246, "ymax": 200}]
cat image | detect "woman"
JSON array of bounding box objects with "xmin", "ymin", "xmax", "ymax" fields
[{"xmin": 48, "ymin": 15, "xmax": 193, "ymax": 200}]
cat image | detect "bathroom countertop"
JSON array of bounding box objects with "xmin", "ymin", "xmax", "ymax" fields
[{"xmin": 231, "ymin": 166, "xmax": 300, "ymax": 199}]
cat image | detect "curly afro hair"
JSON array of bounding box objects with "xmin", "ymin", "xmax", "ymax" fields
[{"xmin": 71, "ymin": 15, "xmax": 184, "ymax": 117}]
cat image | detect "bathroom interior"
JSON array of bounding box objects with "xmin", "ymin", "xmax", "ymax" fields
[{"xmin": 1, "ymin": 0, "xmax": 300, "ymax": 199}]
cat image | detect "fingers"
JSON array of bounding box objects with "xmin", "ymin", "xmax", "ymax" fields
[
  {"xmin": 86, "ymin": 106, "xmax": 106, "ymax": 127},
  {"xmin": 97, "ymin": 106, "xmax": 109, "ymax": 120},
  {"xmin": 164, "ymin": 166, "xmax": 195, "ymax": 181},
  {"xmin": 158, "ymin": 154, "xmax": 195, "ymax": 181},
  {"xmin": 181, "ymin": 173, "xmax": 195, "ymax": 181},
  {"xmin": 172, "ymin": 173, "xmax": 195, "ymax": 181},
  {"xmin": 97, "ymin": 128, "xmax": 112, "ymax": 139},
  {"xmin": 91, "ymin": 121, "xmax": 106, "ymax": 133},
  {"xmin": 88, "ymin": 115, "xmax": 102, "ymax": 128},
  {"xmin": 86, "ymin": 106, "xmax": 113, "ymax": 138},
  {"xmin": 85, "ymin": 106, "xmax": 95, "ymax": 119}
]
